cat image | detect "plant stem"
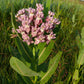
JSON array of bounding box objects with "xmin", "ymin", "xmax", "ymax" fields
[
  {"xmin": 33, "ymin": 46, "xmax": 38, "ymax": 84},
  {"xmin": 34, "ymin": 60, "xmax": 38, "ymax": 84},
  {"xmin": 35, "ymin": 76, "xmax": 37, "ymax": 84}
]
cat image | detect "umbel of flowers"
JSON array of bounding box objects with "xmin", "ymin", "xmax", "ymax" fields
[{"xmin": 15, "ymin": 3, "xmax": 60, "ymax": 45}]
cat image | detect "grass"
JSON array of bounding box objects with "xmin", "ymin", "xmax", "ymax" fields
[{"xmin": 0, "ymin": 0, "xmax": 84, "ymax": 84}]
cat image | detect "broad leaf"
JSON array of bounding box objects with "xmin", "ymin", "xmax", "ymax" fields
[
  {"xmin": 37, "ymin": 42, "xmax": 46, "ymax": 56},
  {"xmin": 9, "ymin": 46, "xmax": 31, "ymax": 67},
  {"xmin": 40, "ymin": 51, "xmax": 62, "ymax": 84},
  {"xmin": 15, "ymin": 37, "xmax": 33, "ymax": 62},
  {"xmin": 77, "ymin": 46, "xmax": 84, "ymax": 68},
  {"xmin": 38, "ymin": 40, "xmax": 54, "ymax": 65},
  {"xmin": 10, "ymin": 57, "xmax": 39, "ymax": 77},
  {"xmin": 9, "ymin": 46, "xmax": 33, "ymax": 83}
]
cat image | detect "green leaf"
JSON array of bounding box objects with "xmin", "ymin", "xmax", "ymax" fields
[
  {"xmin": 72, "ymin": 14, "xmax": 75, "ymax": 23},
  {"xmin": 10, "ymin": 57, "xmax": 39, "ymax": 77},
  {"xmin": 73, "ymin": 69, "xmax": 79, "ymax": 81},
  {"xmin": 15, "ymin": 37, "xmax": 33, "ymax": 62},
  {"xmin": 40, "ymin": 51, "xmax": 62, "ymax": 84},
  {"xmin": 9, "ymin": 45, "xmax": 31, "ymax": 67},
  {"xmin": 33, "ymin": 47, "xmax": 35, "ymax": 57},
  {"xmin": 37, "ymin": 42, "xmax": 46, "ymax": 56},
  {"xmin": 38, "ymin": 40, "xmax": 54, "ymax": 65},
  {"xmin": 46, "ymin": 0, "xmax": 51, "ymax": 9},
  {"xmin": 9, "ymin": 46, "xmax": 33, "ymax": 83},
  {"xmin": 81, "ymin": 27, "xmax": 84, "ymax": 39},
  {"xmin": 20, "ymin": 76, "xmax": 33, "ymax": 84},
  {"xmin": 17, "ymin": 74, "xmax": 33, "ymax": 84},
  {"xmin": 31, "ymin": 0, "xmax": 34, "ymax": 4},
  {"xmin": 77, "ymin": 46, "xmax": 84, "ymax": 68},
  {"xmin": 81, "ymin": 27, "xmax": 84, "ymax": 46},
  {"xmin": 76, "ymin": 35, "xmax": 82, "ymax": 49},
  {"xmin": 72, "ymin": 69, "xmax": 79, "ymax": 84}
]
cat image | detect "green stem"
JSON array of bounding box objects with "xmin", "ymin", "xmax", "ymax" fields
[
  {"xmin": 34, "ymin": 46, "xmax": 38, "ymax": 84},
  {"xmin": 34, "ymin": 60, "xmax": 38, "ymax": 84},
  {"xmin": 35, "ymin": 76, "xmax": 37, "ymax": 84}
]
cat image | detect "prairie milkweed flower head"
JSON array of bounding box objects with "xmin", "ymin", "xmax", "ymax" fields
[{"xmin": 13, "ymin": 3, "xmax": 60, "ymax": 45}]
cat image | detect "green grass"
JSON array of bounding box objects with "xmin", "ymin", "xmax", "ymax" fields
[{"xmin": 0, "ymin": 0, "xmax": 84, "ymax": 84}]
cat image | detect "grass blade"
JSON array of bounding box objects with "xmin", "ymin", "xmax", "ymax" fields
[{"xmin": 46, "ymin": 0, "xmax": 51, "ymax": 9}]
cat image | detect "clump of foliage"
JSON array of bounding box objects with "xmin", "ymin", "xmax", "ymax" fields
[{"xmin": 0, "ymin": 0, "xmax": 84, "ymax": 84}]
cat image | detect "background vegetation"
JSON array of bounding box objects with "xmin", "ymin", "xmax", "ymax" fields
[{"xmin": 0, "ymin": 0, "xmax": 84, "ymax": 84}]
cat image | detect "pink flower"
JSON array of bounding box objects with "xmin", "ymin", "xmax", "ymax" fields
[
  {"xmin": 46, "ymin": 32, "xmax": 56, "ymax": 44},
  {"xmin": 15, "ymin": 8, "xmax": 26, "ymax": 18},
  {"xmin": 22, "ymin": 20, "xmax": 29, "ymax": 26},
  {"xmin": 35, "ymin": 17, "xmax": 42, "ymax": 25},
  {"xmin": 40, "ymin": 23, "xmax": 46, "ymax": 32},
  {"xmin": 36, "ymin": 3, "xmax": 44, "ymax": 11},
  {"xmin": 12, "ymin": 28, "xmax": 16, "ymax": 33},
  {"xmin": 31, "ymin": 26, "xmax": 39, "ymax": 37},
  {"xmin": 28, "ymin": 8, "xmax": 35, "ymax": 21},
  {"xmin": 14, "ymin": 3, "xmax": 60, "ymax": 45},
  {"xmin": 34, "ymin": 35, "xmax": 45, "ymax": 44},
  {"xmin": 24, "ymin": 27, "xmax": 30, "ymax": 33},
  {"xmin": 16, "ymin": 28, "xmax": 22, "ymax": 33},
  {"xmin": 48, "ymin": 11, "xmax": 55, "ymax": 17},
  {"xmin": 54, "ymin": 18, "xmax": 61, "ymax": 24},
  {"xmin": 36, "ymin": 11, "xmax": 44, "ymax": 18}
]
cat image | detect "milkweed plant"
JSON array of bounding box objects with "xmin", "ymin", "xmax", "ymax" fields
[{"xmin": 10, "ymin": 3, "xmax": 62, "ymax": 84}]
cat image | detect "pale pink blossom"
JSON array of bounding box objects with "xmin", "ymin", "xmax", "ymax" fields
[
  {"xmin": 46, "ymin": 32, "xmax": 56, "ymax": 44},
  {"xmin": 14, "ymin": 3, "xmax": 60, "ymax": 45},
  {"xmin": 34, "ymin": 35, "xmax": 45, "ymax": 44}
]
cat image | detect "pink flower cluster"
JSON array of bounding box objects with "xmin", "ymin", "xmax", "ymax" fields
[{"xmin": 15, "ymin": 3, "xmax": 60, "ymax": 45}]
